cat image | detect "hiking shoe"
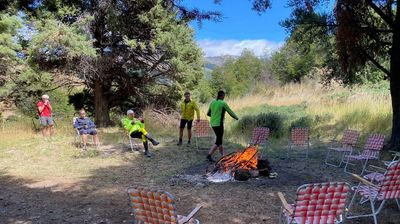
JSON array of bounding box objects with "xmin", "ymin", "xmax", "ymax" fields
[
  {"xmin": 187, "ymin": 141, "xmax": 191, "ymax": 146},
  {"xmin": 177, "ymin": 141, "xmax": 182, "ymax": 146},
  {"xmin": 144, "ymin": 152, "xmax": 152, "ymax": 157},
  {"xmin": 206, "ymin": 155, "xmax": 215, "ymax": 162},
  {"xmin": 151, "ymin": 140, "xmax": 160, "ymax": 146}
]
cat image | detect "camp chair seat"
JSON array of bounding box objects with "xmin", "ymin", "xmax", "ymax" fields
[
  {"xmin": 287, "ymin": 128, "xmax": 310, "ymax": 158},
  {"xmin": 325, "ymin": 130, "xmax": 360, "ymax": 167},
  {"xmin": 249, "ymin": 127, "xmax": 270, "ymax": 146},
  {"xmin": 278, "ymin": 182, "xmax": 350, "ymax": 224},
  {"xmin": 127, "ymin": 187, "xmax": 202, "ymax": 224},
  {"xmin": 347, "ymin": 161, "xmax": 400, "ymax": 224},
  {"xmin": 193, "ymin": 120, "xmax": 213, "ymax": 149},
  {"xmin": 344, "ymin": 133, "xmax": 385, "ymax": 175}
]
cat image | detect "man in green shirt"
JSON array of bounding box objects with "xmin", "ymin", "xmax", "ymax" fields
[
  {"xmin": 206, "ymin": 90, "xmax": 239, "ymax": 162},
  {"xmin": 121, "ymin": 110, "xmax": 159, "ymax": 157},
  {"xmin": 178, "ymin": 91, "xmax": 200, "ymax": 146}
]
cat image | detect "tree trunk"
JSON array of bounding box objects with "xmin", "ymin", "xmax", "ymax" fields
[
  {"xmin": 389, "ymin": 26, "xmax": 400, "ymax": 151},
  {"xmin": 94, "ymin": 79, "xmax": 111, "ymax": 127}
]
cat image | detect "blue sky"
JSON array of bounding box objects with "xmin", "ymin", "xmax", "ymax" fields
[{"xmin": 183, "ymin": 0, "xmax": 293, "ymax": 57}]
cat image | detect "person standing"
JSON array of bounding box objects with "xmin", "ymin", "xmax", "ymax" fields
[
  {"xmin": 178, "ymin": 91, "xmax": 200, "ymax": 146},
  {"xmin": 121, "ymin": 110, "xmax": 159, "ymax": 157},
  {"xmin": 36, "ymin": 94, "xmax": 54, "ymax": 138},
  {"xmin": 74, "ymin": 109, "xmax": 99, "ymax": 150},
  {"xmin": 206, "ymin": 90, "xmax": 239, "ymax": 162}
]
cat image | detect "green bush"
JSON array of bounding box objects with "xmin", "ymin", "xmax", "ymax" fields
[
  {"xmin": 290, "ymin": 116, "xmax": 314, "ymax": 129},
  {"xmin": 234, "ymin": 112, "xmax": 285, "ymax": 138}
]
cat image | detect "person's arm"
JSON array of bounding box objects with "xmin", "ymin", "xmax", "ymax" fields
[
  {"xmin": 193, "ymin": 102, "xmax": 200, "ymax": 120},
  {"xmin": 37, "ymin": 102, "xmax": 45, "ymax": 113},
  {"xmin": 121, "ymin": 118, "xmax": 131, "ymax": 131},
  {"xmin": 73, "ymin": 119, "xmax": 79, "ymax": 129},
  {"xmin": 224, "ymin": 102, "xmax": 239, "ymax": 120},
  {"xmin": 88, "ymin": 118, "xmax": 96, "ymax": 128},
  {"xmin": 46, "ymin": 101, "xmax": 52, "ymax": 111}
]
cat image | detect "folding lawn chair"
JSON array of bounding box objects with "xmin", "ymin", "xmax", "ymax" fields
[
  {"xmin": 347, "ymin": 161, "xmax": 400, "ymax": 224},
  {"xmin": 73, "ymin": 117, "xmax": 82, "ymax": 147},
  {"xmin": 287, "ymin": 128, "xmax": 310, "ymax": 158},
  {"xmin": 363, "ymin": 151, "xmax": 400, "ymax": 183},
  {"xmin": 277, "ymin": 182, "xmax": 351, "ymax": 224},
  {"xmin": 127, "ymin": 187, "xmax": 202, "ymax": 224},
  {"xmin": 193, "ymin": 120, "xmax": 213, "ymax": 149},
  {"xmin": 249, "ymin": 127, "xmax": 270, "ymax": 147},
  {"xmin": 344, "ymin": 133, "xmax": 385, "ymax": 175},
  {"xmin": 325, "ymin": 130, "xmax": 360, "ymax": 167},
  {"xmin": 120, "ymin": 129, "xmax": 142, "ymax": 152}
]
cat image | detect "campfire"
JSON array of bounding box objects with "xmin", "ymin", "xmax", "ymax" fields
[{"xmin": 207, "ymin": 146, "xmax": 273, "ymax": 183}]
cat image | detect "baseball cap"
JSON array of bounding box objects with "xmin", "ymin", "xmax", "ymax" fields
[{"xmin": 126, "ymin": 110, "xmax": 134, "ymax": 115}]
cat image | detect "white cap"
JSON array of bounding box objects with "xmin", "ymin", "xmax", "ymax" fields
[
  {"xmin": 127, "ymin": 110, "xmax": 134, "ymax": 115},
  {"xmin": 42, "ymin": 94, "xmax": 49, "ymax": 99}
]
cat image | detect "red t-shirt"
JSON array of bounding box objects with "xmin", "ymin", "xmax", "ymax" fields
[{"xmin": 36, "ymin": 101, "xmax": 52, "ymax": 116}]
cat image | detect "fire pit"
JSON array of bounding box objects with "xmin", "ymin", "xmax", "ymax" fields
[{"xmin": 207, "ymin": 146, "xmax": 273, "ymax": 183}]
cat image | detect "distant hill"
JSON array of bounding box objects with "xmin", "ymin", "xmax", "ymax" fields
[{"xmin": 204, "ymin": 55, "xmax": 237, "ymax": 70}]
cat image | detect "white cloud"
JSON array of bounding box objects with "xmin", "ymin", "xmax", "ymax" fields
[{"xmin": 198, "ymin": 39, "xmax": 283, "ymax": 57}]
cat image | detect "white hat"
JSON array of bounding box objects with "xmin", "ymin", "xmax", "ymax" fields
[
  {"xmin": 42, "ymin": 94, "xmax": 49, "ymax": 99},
  {"xmin": 127, "ymin": 109, "xmax": 134, "ymax": 115}
]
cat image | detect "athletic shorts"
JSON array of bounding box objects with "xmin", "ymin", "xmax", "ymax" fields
[
  {"xmin": 179, "ymin": 119, "xmax": 193, "ymax": 129},
  {"xmin": 79, "ymin": 129, "xmax": 97, "ymax": 135},
  {"xmin": 212, "ymin": 126, "xmax": 224, "ymax": 146},
  {"xmin": 39, "ymin": 116, "xmax": 54, "ymax": 126}
]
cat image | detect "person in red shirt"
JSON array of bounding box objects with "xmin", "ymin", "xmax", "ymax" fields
[{"xmin": 36, "ymin": 94, "xmax": 54, "ymax": 138}]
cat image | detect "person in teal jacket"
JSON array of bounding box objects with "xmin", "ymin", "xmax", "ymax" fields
[
  {"xmin": 121, "ymin": 110, "xmax": 159, "ymax": 157},
  {"xmin": 206, "ymin": 90, "xmax": 239, "ymax": 162}
]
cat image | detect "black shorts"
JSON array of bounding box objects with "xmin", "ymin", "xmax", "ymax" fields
[
  {"xmin": 212, "ymin": 126, "xmax": 224, "ymax": 146},
  {"xmin": 179, "ymin": 119, "xmax": 193, "ymax": 129},
  {"xmin": 130, "ymin": 131, "xmax": 145, "ymax": 140}
]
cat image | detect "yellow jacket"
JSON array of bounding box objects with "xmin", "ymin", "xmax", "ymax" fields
[{"xmin": 180, "ymin": 100, "xmax": 200, "ymax": 121}]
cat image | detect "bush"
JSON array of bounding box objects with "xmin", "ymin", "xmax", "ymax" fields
[
  {"xmin": 234, "ymin": 112, "xmax": 285, "ymax": 138},
  {"xmin": 290, "ymin": 116, "xmax": 314, "ymax": 129}
]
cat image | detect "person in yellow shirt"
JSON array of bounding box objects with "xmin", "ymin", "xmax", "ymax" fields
[{"xmin": 178, "ymin": 91, "xmax": 200, "ymax": 146}]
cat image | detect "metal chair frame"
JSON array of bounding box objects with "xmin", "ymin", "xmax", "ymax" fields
[{"xmin": 325, "ymin": 130, "xmax": 360, "ymax": 167}]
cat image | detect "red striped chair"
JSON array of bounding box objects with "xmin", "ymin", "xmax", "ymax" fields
[
  {"xmin": 277, "ymin": 182, "xmax": 351, "ymax": 224},
  {"xmin": 249, "ymin": 127, "xmax": 270, "ymax": 146},
  {"xmin": 347, "ymin": 161, "xmax": 400, "ymax": 224},
  {"xmin": 325, "ymin": 130, "xmax": 360, "ymax": 167},
  {"xmin": 287, "ymin": 128, "xmax": 310, "ymax": 158},
  {"xmin": 127, "ymin": 187, "xmax": 202, "ymax": 224},
  {"xmin": 193, "ymin": 120, "xmax": 213, "ymax": 149},
  {"xmin": 344, "ymin": 133, "xmax": 385, "ymax": 175}
]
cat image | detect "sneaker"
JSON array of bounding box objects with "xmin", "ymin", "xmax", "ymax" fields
[
  {"xmin": 83, "ymin": 145, "xmax": 87, "ymax": 151},
  {"xmin": 187, "ymin": 141, "xmax": 191, "ymax": 145},
  {"xmin": 206, "ymin": 155, "xmax": 215, "ymax": 162},
  {"xmin": 177, "ymin": 141, "xmax": 182, "ymax": 146},
  {"xmin": 144, "ymin": 151, "xmax": 152, "ymax": 157},
  {"xmin": 151, "ymin": 140, "xmax": 160, "ymax": 146}
]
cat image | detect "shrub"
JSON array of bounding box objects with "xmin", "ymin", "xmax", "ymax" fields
[{"xmin": 290, "ymin": 116, "xmax": 314, "ymax": 129}]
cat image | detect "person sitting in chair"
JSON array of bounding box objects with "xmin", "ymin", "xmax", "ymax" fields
[
  {"xmin": 121, "ymin": 110, "xmax": 159, "ymax": 157},
  {"xmin": 73, "ymin": 109, "xmax": 99, "ymax": 150}
]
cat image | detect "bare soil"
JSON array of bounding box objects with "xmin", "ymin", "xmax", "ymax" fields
[{"xmin": 1, "ymin": 141, "xmax": 399, "ymax": 224}]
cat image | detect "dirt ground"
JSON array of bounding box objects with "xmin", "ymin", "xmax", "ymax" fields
[{"xmin": 1, "ymin": 140, "xmax": 400, "ymax": 224}]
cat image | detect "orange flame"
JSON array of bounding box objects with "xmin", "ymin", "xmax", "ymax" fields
[{"xmin": 215, "ymin": 146, "xmax": 258, "ymax": 173}]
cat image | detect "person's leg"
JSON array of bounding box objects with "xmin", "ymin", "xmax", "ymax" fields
[
  {"xmin": 91, "ymin": 130, "xmax": 99, "ymax": 146},
  {"xmin": 39, "ymin": 117, "xmax": 47, "ymax": 138},
  {"xmin": 131, "ymin": 132, "xmax": 151, "ymax": 157},
  {"xmin": 178, "ymin": 119, "xmax": 187, "ymax": 145},
  {"xmin": 47, "ymin": 117, "xmax": 55, "ymax": 137},
  {"xmin": 139, "ymin": 128, "xmax": 159, "ymax": 146},
  {"xmin": 218, "ymin": 126, "xmax": 224, "ymax": 156},
  {"xmin": 218, "ymin": 145, "xmax": 224, "ymax": 156},
  {"xmin": 187, "ymin": 120, "xmax": 193, "ymax": 144},
  {"xmin": 178, "ymin": 128, "xmax": 184, "ymax": 145},
  {"xmin": 207, "ymin": 126, "xmax": 222, "ymax": 162},
  {"xmin": 82, "ymin": 134, "xmax": 88, "ymax": 148}
]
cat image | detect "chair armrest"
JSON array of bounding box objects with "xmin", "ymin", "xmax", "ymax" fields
[
  {"xmin": 368, "ymin": 165, "xmax": 386, "ymax": 172},
  {"xmin": 352, "ymin": 174, "xmax": 378, "ymax": 188},
  {"xmin": 178, "ymin": 205, "xmax": 202, "ymax": 224},
  {"xmin": 277, "ymin": 192, "xmax": 293, "ymax": 215}
]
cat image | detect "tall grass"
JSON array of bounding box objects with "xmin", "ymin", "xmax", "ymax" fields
[{"xmin": 198, "ymin": 81, "xmax": 392, "ymax": 144}]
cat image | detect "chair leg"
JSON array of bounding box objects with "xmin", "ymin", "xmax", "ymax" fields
[
  {"xmin": 344, "ymin": 156, "xmax": 353, "ymax": 174},
  {"xmin": 360, "ymin": 159, "xmax": 370, "ymax": 175}
]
